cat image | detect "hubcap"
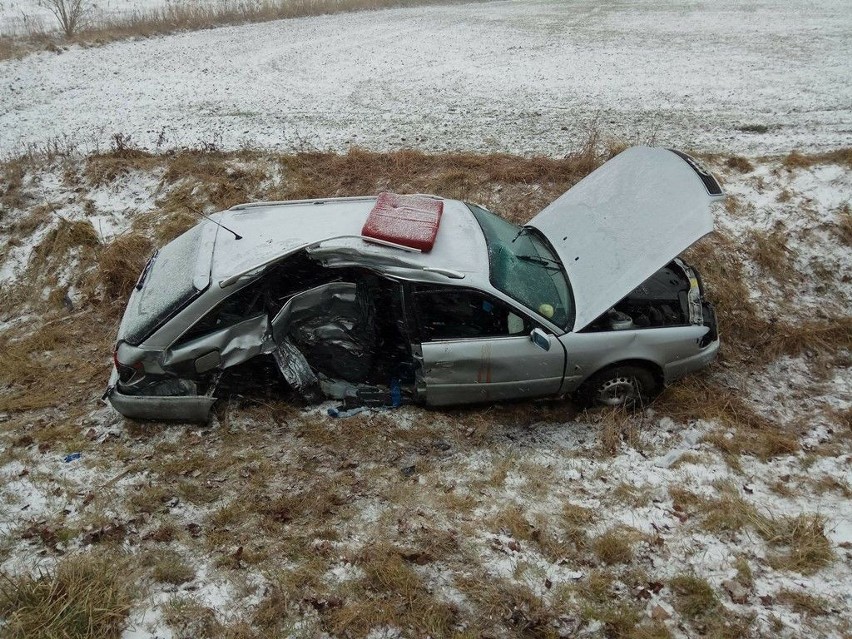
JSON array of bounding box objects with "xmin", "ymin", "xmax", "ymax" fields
[{"xmin": 596, "ymin": 376, "xmax": 640, "ymax": 406}]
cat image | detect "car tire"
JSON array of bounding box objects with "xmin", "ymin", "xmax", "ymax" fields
[{"xmin": 576, "ymin": 364, "xmax": 660, "ymax": 409}]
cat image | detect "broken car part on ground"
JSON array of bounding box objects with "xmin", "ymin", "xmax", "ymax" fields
[{"xmin": 105, "ymin": 147, "xmax": 724, "ymax": 421}]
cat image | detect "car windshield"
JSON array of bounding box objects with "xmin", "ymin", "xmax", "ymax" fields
[
  {"xmin": 467, "ymin": 203, "xmax": 574, "ymax": 330},
  {"xmin": 120, "ymin": 224, "xmax": 207, "ymax": 344}
]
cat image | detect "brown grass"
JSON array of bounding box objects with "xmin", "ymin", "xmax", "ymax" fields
[
  {"xmin": 669, "ymin": 574, "xmax": 719, "ymax": 620},
  {"xmin": 655, "ymin": 378, "xmax": 799, "ymax": 461},
  {"xmin": 733, "ymin": 556, "xmax": 753, "ymax": 589},
  {"xmin": 322, "ymin": 542, "xmax": 459, "ymax": 636},
  {"xmin": 490, "ymin": 504, "xmax": 535, "ymax": 541},
  {"xmin": 725, "ymin": 156, "xmax": 754, "ymax": 173},
  {"xmin": 275, "ymin": 144, "xmax": 605, "ymax": 222},
  {"xmin": 0, "ymin": 553, "xmax": 134, "ymax": 639},
  {"xmin": 745, "ymin": 224, "xmax": 796, "ymax": 281},
  {"xmin": 760, "ymin": 514, "xmax": 834, "ymax": 575},
  {"xmin": 783, "ymin": 148, "xmax": 852, "ymax": 169},
  {"xmin": 700, "ymin": 490, "xmax": 833, "ymax": 574},
  {"xmin": 592, "ymin": 527, "xmax": 636, "ymax": 565},
  {"xmin": 147, "ymin": 549, "xmax": 196, "ymax": 585},
  {"xmin": 162, "ymin": 597, "xmax": 224, "ymax": 638},
  {"xmin": 97, "ymin": 232, "xmax": 154, "ymax": 303},
  {"xmin": 775, "ymin": 588, "xmax": 829, "ymax": 616},
  {"xmin": 0, "ymin": 313, "xmax": 112, "ymax": 414},
  {"xmin": 833, "ymin": 203, "xmax": 852, "ymax": 247}
]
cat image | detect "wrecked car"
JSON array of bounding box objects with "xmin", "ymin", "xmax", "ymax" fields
[{"xmin": 105, "ymin": 146, "xmax": 723, "ymax": 421}]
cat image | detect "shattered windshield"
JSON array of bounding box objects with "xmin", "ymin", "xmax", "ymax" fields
[
  {"xmin": 121, "ymin": 224, "xmax": 208, "ymax": 344},
  {"xmin": 467, "ymin": 204, "xmax": 574, "ymax": 331}
]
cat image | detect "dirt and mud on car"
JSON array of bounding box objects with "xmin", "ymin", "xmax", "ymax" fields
[{"xmin": 104, "ymin": 147, "xmax": 724, "ymax": 421}]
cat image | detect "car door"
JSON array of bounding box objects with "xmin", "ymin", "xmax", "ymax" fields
[{"xmin": 410, "ymin": 285, "xmax": 566, "ymax": 406}]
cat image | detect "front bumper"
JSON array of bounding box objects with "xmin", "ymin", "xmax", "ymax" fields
[
  {"xmin": 104, "ymin": 368, "xmax": 215, "ymax": 422},
  {"xmin": 663, "ymin": 333, "xmax": 720, "ymax": 384}
]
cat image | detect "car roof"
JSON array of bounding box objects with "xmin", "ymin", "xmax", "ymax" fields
[{"xmin": 208, "ymin": 195, "xmax": 490, "ymax": 286}]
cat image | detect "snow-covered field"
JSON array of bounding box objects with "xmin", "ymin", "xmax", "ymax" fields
[
  {"xmin": 1, "ymin": 0, "xmax": 851, "ymax": 157},
  {"xmin": 0, "ymin": 0, "xmax": 222, "ymax": 35},
  {"xmin": 1, "ymin": 1, "xmax": 851, "ymax": 637}
]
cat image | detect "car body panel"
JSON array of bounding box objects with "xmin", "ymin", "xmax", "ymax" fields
[
  {"xmin": 526, "ymin": 147, "xmax": 721, "ymax": 330},
  {"xmin": 557, "ymin": 324, "xmax": 714, "ymax": 393},
  {"xmin": 270, "ymin": 282, "xmax": 359, "ymax": 344},
  {"xmin": 161, "ymin": 314, "xmax": 270, "ymax": 372},
  {"xmin": 106, "ymin": 368, "xmax": 216, "ymax": 422},
  {"xmin": 419, "ymin": 333, "xmax": 566, "ymax": 406}
]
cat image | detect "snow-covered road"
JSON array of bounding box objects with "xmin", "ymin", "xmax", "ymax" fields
[{"xmin": 2, "ymin": 0, "xmax": 850, "ymax": 156}]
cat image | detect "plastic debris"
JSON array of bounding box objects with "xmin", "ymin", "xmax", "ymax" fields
[
  {"xmin": 272, "ymin": 338, "xmax": 319, "ymax": 399},
  {"xmin": 390, "ymin": 378, "xmax": 402, "ymax": 407},
  {"xmin": 327, "ymin": 406, "xmax": 369, "ymax": 419},
  {"xmin": 64, "ymin": 452, "xmax": 81, "ymax": 463}
]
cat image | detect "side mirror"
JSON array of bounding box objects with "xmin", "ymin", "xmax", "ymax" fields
[{"xmin": 530, "ymin": 328, "xmax": 551, "ymax": 351}]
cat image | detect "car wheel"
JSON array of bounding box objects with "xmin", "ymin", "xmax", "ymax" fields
[{"xmin": 578, "ymin": 365, "xmax": 660, "ymax": 408}]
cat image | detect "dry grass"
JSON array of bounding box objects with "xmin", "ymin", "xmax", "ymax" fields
[
  {"xmin": 760, "ymin": 514, "xmax": 834, "ymax": 575},
  {"xmin": 655, "ymin": 378, "xmax": 799, "ymax": 461},
  {"xmin": 775, "ymin": 588, "xmax": 829, "ymax": 616},
  {"xmin": 669, "ymin": 574, "xmax": 720, "ymax": 620},
  {"xmin": 455, "ymin": 573, "xmax": 569, "ymax": 637},
  {"xmin": 725, "ymin": 156, "xmax": 754, "ymax": 173},
  {"xmin": 274, "ymin": 144, "xmax": 607, "ymax": 222},
  {"xmin": 322, "ymin": 542, "xmax": 459, "ymax": 637},
  {"xmin": 97, "ymin": 232, "xmax": 154, "ymax": 303},
  {"xmin": 783, "ymin": 148, "xmax": 852, "ymax": 169},
  {"xmin": 745, "ymin": 224, "xmax": 796, "ymax": 281},
  {"xmin": 679, "ymin": 486, "xmax": 834, "ymax": 575},
  {"xmin": 147, "ymin": 549, "xmax": 196, "ymax": 585},
  {"xmin": 0, "ymin": 553, "xmax": 134, "ymax": 639},
  {"xmin": 733, "ymin": 556, "xmax": 754, "ymax": 589},
  {"xmin": 0, "ymin": 146, "xmax": 849, "ymax": 637},
  {"xmin": 0, "ymin": 313, "xmax": 112, "ymax": 414},
  {"xmin": 489, "ymin": 503, "xmax": 535, "ymax": 541},
  {"xmin": 834, "ymin": 203, "xmax": 852, "ymax": 246},
  {"xmin": 161, "ymin": 597, "xmax": 224, "ymax": 639},
  {"xmin": 592, "ymin": 527, "xmax": 636, "ymax": 565}
]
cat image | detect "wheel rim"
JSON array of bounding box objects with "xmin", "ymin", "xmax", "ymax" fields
[{"xmin": 596, "ymin": 375, "xmax": 641, "ymax": 406}]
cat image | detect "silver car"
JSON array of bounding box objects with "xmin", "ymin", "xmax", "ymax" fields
[{"xmin": 105, "ymin": 147, "xmax": 723, "ymax": 421}]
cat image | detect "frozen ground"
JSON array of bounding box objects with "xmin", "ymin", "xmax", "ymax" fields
[
  {"xmin": 0, "ymin": 149, "xmax": 850, "ymax": 637},
  {"xmin": 1, "ymin": 0, "xmax": 851, "ymax": 156}
]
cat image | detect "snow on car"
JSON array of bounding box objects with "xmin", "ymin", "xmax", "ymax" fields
[{"xmin": 105, "ymin": 147, "xmax": 724, "ymax": 421}]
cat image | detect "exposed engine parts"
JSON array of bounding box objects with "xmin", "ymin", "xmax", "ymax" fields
[{"xmin": 585, "ymin": 259, "xmax": 697, "ymax": 332}]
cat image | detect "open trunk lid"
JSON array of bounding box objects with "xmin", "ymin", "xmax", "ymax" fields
[{"xmin": 526, "ymin": 147, "xmax": 723, "ymax": 331}]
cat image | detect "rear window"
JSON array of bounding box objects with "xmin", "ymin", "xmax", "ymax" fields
[{"xmin": 121, "ymin": 225, "xmax": 207, "ymax": 344}]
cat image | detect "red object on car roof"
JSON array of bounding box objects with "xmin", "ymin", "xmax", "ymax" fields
[{"xmin": 361, "ymin": 192, "xmax": 443, "ymax": 252}]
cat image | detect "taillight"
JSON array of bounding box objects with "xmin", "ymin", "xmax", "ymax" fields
[{"xmin": 113, "ymin": 349, "xmax": 143, "ymax": 383}]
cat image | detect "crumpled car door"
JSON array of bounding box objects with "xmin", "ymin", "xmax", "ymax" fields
[
  {"xmin": 268, "ymin": 282, "xmax": 365, "ymax": 395},
  {"xmin": 162, "ymin": 314, "xmax": 270, "ymax": 374}
]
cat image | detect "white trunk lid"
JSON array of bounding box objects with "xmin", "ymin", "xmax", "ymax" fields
[{"xmin": 526, "ymin": 147, "xmax": 723, "ymax": 331}]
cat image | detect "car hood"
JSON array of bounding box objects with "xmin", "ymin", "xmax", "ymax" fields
[{"xmin": 526, "ymin": 147, "xmax": 723, "ymax": 331}]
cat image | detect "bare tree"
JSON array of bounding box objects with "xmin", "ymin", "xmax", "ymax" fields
[{"xmin": 38, "ymin": 0, "xmax": 87, "ymax": 37}]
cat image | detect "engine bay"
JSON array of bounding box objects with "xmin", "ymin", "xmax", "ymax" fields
[{"xmin": 582, "ymin": 259, "xmax": 695, "ymax": 332}]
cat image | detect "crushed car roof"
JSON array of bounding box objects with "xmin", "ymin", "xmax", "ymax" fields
[{"xmin": 207, "ymin": 196, "xmax": 489, "ymax": 285}]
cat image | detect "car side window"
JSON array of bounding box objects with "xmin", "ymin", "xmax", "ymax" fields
[
  {"xmin": 174, "ymin": 281, "xmax": 266, "ymax": 346},
  {"xmin": 412, "ymin": 286, "xmax": 530, "ymax": 341}
]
